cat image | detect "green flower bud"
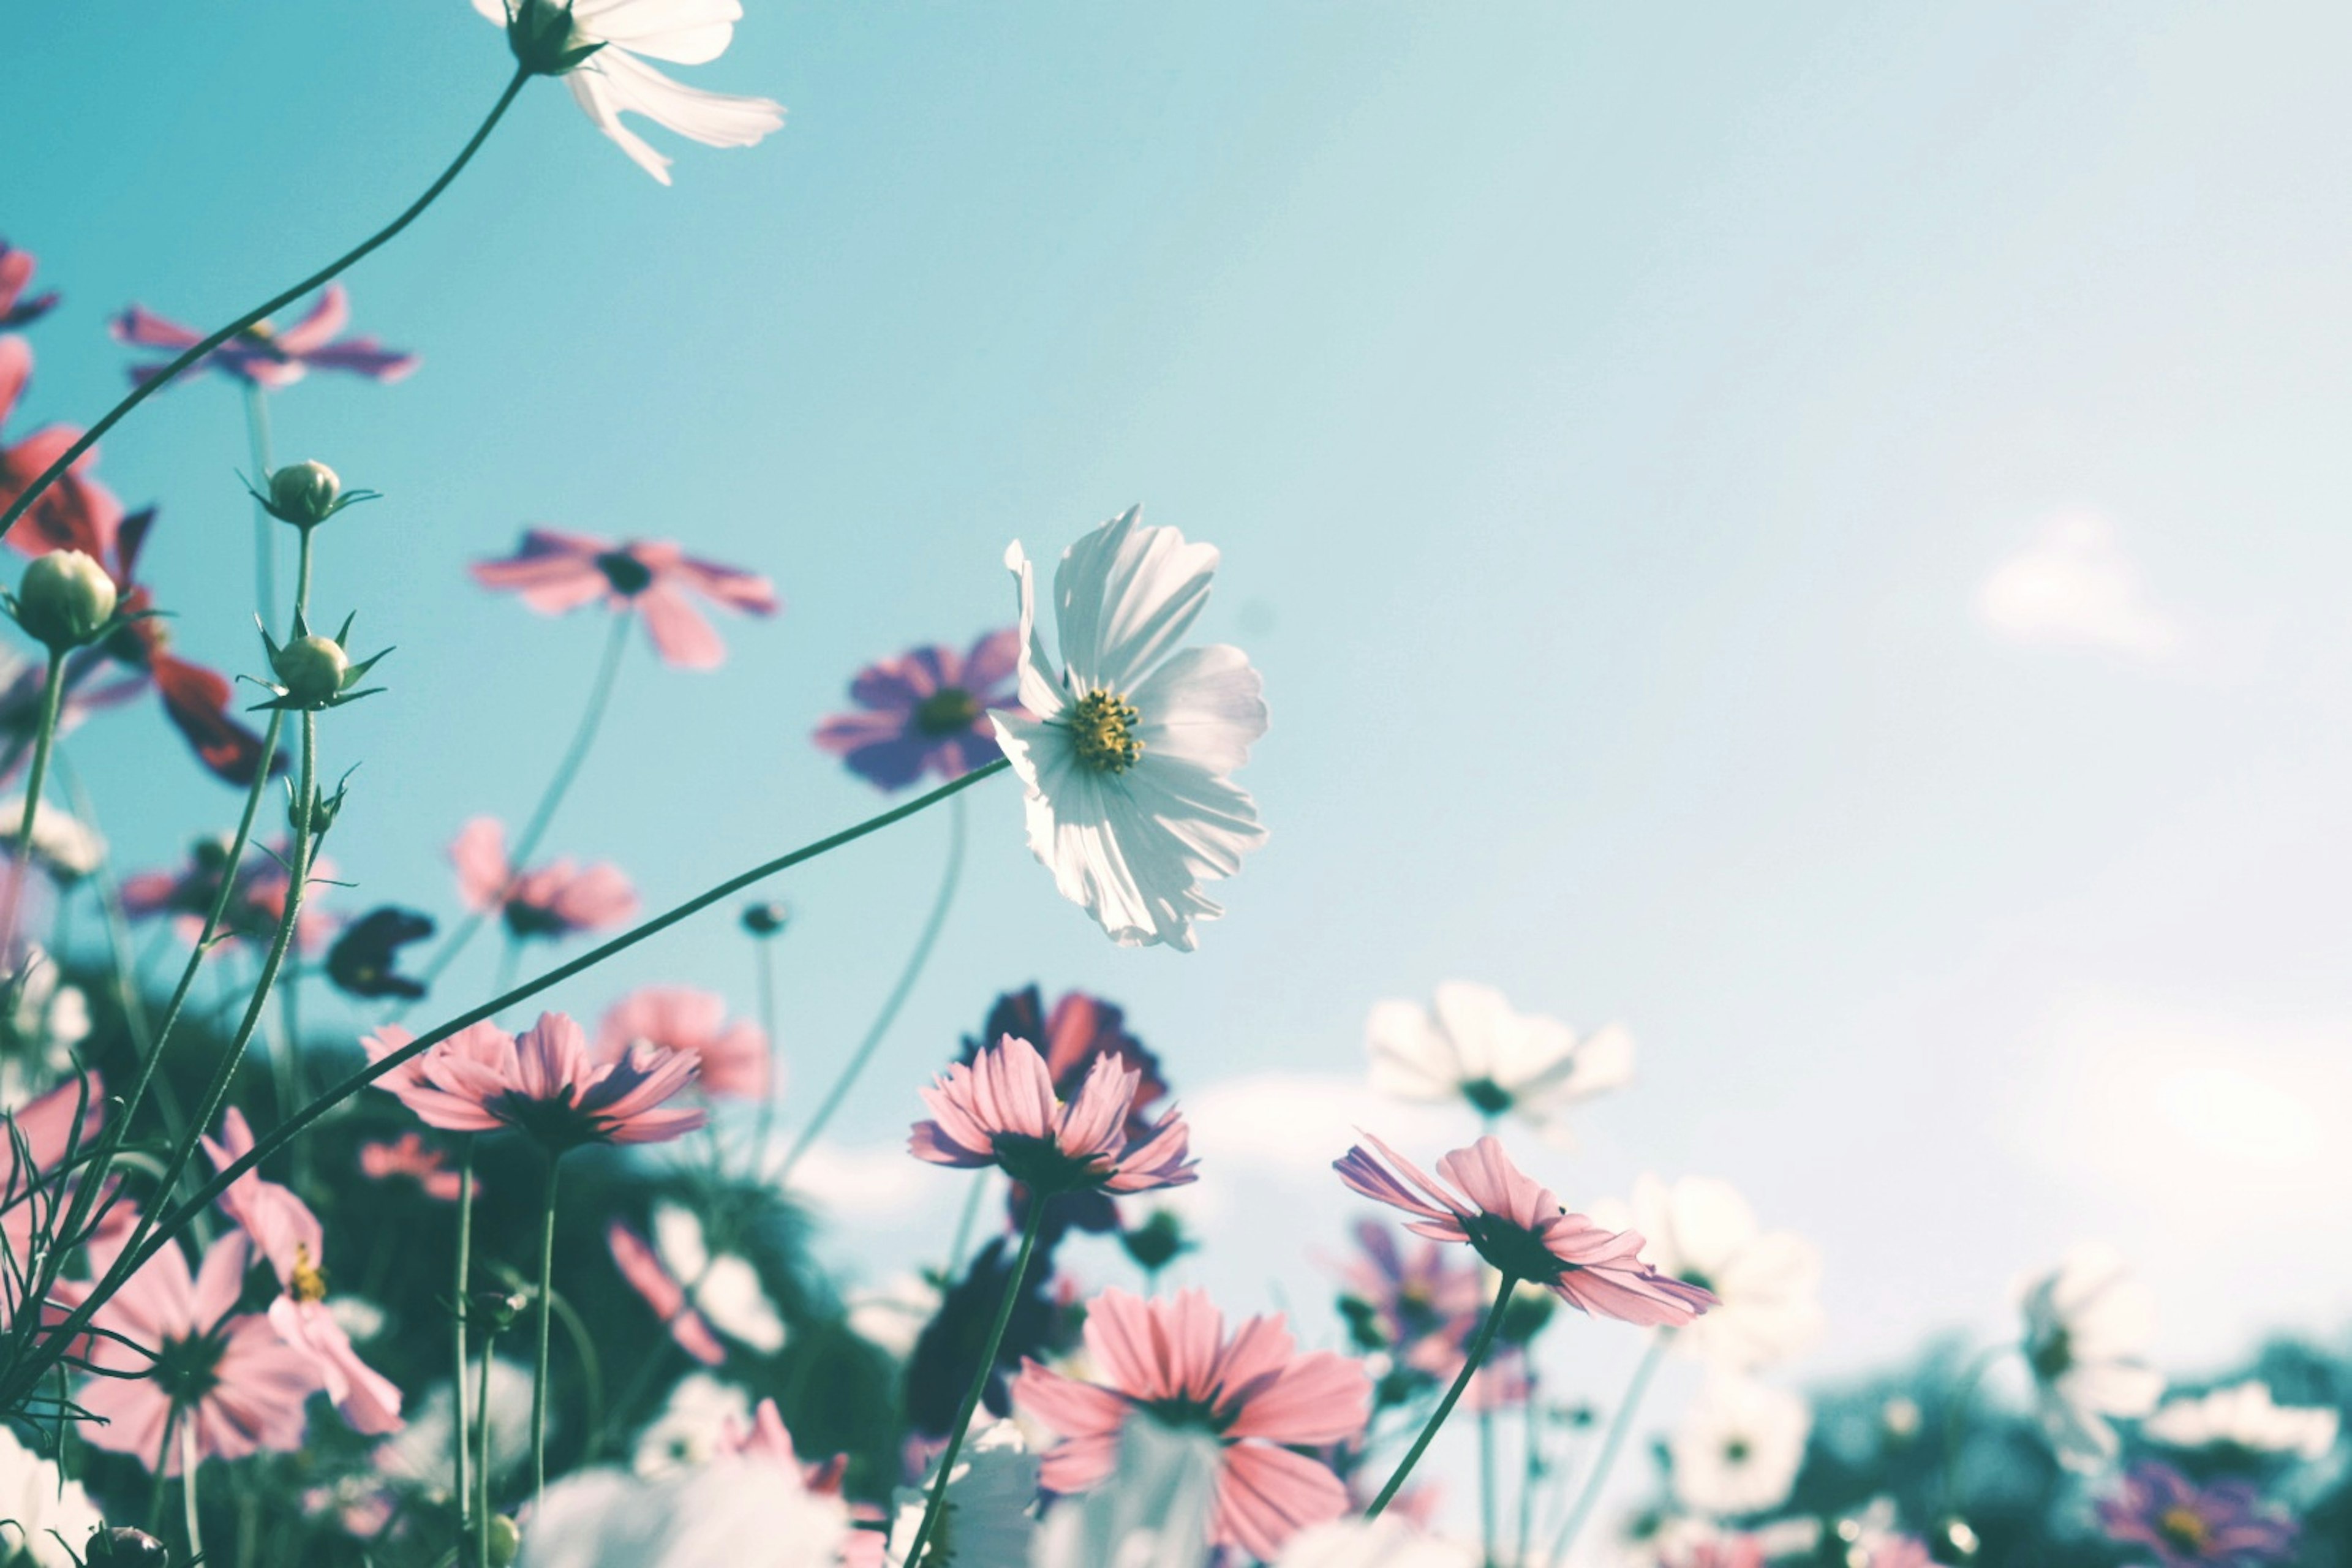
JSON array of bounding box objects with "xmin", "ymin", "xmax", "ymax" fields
[
  {"xmin": 15, "ymin": 549, "xmax": 117, "ymax": 649},
  {"xmin": 84, "ymin": 1527, "xmax": 170, "ymax": 1567},
  {"xmin": 272, "ymin": 634, "xmax": 351, "ymax": 706},
  {"xmin": 268, "ymin": 461, "xmax": 343, "ymax": 526},
  {"xmin": 488, "ymin": 1514, "xmax": 522, "ymax": 1567},
  {"xmin": 741, "ymin": 900, "xmax": 791, "ymax": 937},
  {"xmin": 502, "ymin": 0, "xmax": 605, "ymax": 75}
]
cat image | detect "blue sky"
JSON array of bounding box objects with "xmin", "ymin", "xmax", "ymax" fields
[{"xmin": 12, "ymin": 0, "xmax": 2352, "ymax": 1525}]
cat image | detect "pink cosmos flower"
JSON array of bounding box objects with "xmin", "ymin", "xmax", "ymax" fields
[
  {"xmin": 202, "ymin": 1108, "xmax": 404, "ymax": 1434},
  {"xmin": 121, "ymin": 835, "xmax": 337, "ymax": 954},
  {"xmin": 1012, "ymin": 1288, "xmax": 1371, "ymax": 1561},
  {"xmin": 110, "ymin": 285, "xmax": 418, "ymax": 390},
  {"xmin": 910, "ymin": 1034, "xmax": 1196, "ymax": 1198},
  {"xmin": 63, "ymin": 1234, "xmax": 318, "ymax": 1474},
  {"xmin": 0, "ymin": 337, "xmax": 122, "ymax": 571},
  {"xmin": 597, "ymin": 986, "xmax": 771, "ymax": 1101},
  {"xmin": 1335, "ymin": 1134, "xmax": 1717, "ymax": 1327},
  {"xmin": 1, "ymin": 1074, "xmax": 132, "ymax": 1323},
  {"xmin": 2098, "ymin": 1461, "xmax": 2299, "ymax": 1568},
  {"xmin": 358, "ymin": 1133, "xmax": 463, "ymax": 1202},
  {"xmin": 813, "ymin": 630, "xmax": 1022, "ymax": 791},
  {"xmin": 606, "ymin": 1218, "xmax": 725, "ymax": 1366},
  {"xmin": 1338, "ymin": 1218, "xmax": 1484, "ymax": 1381},
  {"xmin": 450, "ymin": 817, "xmax": 637, "ymax": 941},
  {"xmin": 470, "ymin": 528, "xmax": 779, "ymax": 670},
  {"xmin": 364, "ymin": 1011, "xmax": 706, "ymax": 1153},
  {"xmin": 0, "ymin": 241, "xmax": 59, "ymax": 328}
]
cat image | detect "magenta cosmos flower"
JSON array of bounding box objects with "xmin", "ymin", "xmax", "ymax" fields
[
  {"xmin": 606, "ymin": 1219, "xmax": 725, "ymax": 1366},
  {"xmin": 813, "ymin": 629, "xmax": 1021, "ymax": 791},
  {"xmin": 2098, "ymin": 1461, "xmax": 2299, "ymax": 1568},
  {"xmin": 61, "ymin": 1234, "xmax": 318, "ymax": 1474},
  {"xmin": 202, "ymin": 1108, "xmax": 402, "ymax": 1434},
  {"xmin": 122, "ymin": 835, "xmax": 337, "ymax": 954},
  {"xmin": 1340, "ymin": 1218, "xmax": 1485, "ymax": 1381},
  {"xmin": 110, "ymin": 284, "xmax": 417, "ymax": 390},
  {"xmin": 1013, "ymin": 1288, "xmax": 1370, "ymax": 1560},
  {"xmin": 1335, "ymin": 1134, "xmax": 1717, "ymax": 1327},
  {"xmin": 0, "ymin": 240, "xmax": 59, "ymax": 328},
  {"xmin": 910, "ymin": 1033, "xmax": 1195, "ymax": 1198},
  {"xmin": 451, "ymin": 817, "xmax": 638, "ymax": 941},
  {"xmin": 365, "ymin": 1012, "xmax": 706, "ymax": 1153},
  {"xmin": 472, "ymin": 527, "xmax": 779, "ymax": 669},
  {"xmin": 598, "ymin": 986, "xmax": 770, "ymax": 1101}
]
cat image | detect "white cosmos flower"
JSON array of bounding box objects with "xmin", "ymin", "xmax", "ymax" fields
[
  {"xmin": 0, "ymin": 948, "xmax": 91, "ymax": 1112},
  {"xmin": 472, "ymin": 0, "xmax": 785, "ymax": 184},
  {"xmin": 848, "ymin": 1272, "xmax": 943, "ymax": 1360},
  {"xmin": 993, "ymin": 507, "xmax": 1268, "ymax": 951},
  {"xmin": 2015, "ymin": 1244, "xmax": 2163, "ymax": 1469},
  {"xmin": 2144, "ymin": 1381, "xmax": 2339, "ymax": 1462},
  {"xmin": 0, "ymin": 1425, "xmax": 102, "ymax": 1568},
  {"xmin": 875, "ymin": 1420, "xmax": 1039, "ymax": 1567},
  {"xmin": 652, "ymin": 1201, "xmax": 787, "ymax": 1353},
  {"xmin": 1669, "ymin": 1376, "xmax": 1812, "ymax": 1518},
  {"xmin": 1275, "ymin": 1518, "xmax": 1478, "ymax": 1567},
  {"xmin": 519, "ymin": 1457, "xmax": 850, "ymax": 1568},
  {"xmin": 1366, "ymin": 981, "xmax": 1632, "ymax": 1140},
  {"xmin": 379, "ymin": 1359, "xmax": 536, "ymax": 1493},
  {"xmin": 1586, "ymin": 1175, "xmax": 1823, "ymax": 1370},
  {"xmin": 634, "ymin": 1373, "xmax": 753, "ymax": 1479},
  {"xmin": 0, "ymin": 797, "xmax": 104, "ymax": 881},
  {"xmin": 1030, "ymin": 1416, "xmax": 1222, "ymax": 1568}
]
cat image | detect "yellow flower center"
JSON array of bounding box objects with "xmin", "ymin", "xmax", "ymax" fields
[
  {"xmin": 1070, "ymin": 690, "xmax": 1143, "ymax": 774},
  {"xmin": 2158, "ymin": 1507, "xmax": 2211, "ymax": 1552},
  {"xmin": 292, "ymin": 1241, "xmax": 329, "ymax": 1305}
]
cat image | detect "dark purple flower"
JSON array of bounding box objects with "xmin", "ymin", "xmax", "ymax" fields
[
  {"xmin": 2098, "ymin": 1461, "xmax": 2299, "ymax": 1568},
  {"xmin": 903, "ymin": 1234, "xmax": 1066, "ymax": 1438},
  {"xmin": 813, "ymin": 629, "xmax": 1022, "ymax": 791},
  {"xmin": 326, "ymin": 906, "xmax": 437, "ymax": 1000},
  {"xmin": 111, "ymin": 285, "xmax": 417, "ymax": 390},
  {"xmin": 0, "ymin": 240, "xmax": 59, "ymax": 328}
]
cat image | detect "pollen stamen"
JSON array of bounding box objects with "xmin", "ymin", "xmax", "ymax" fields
[
  {"xmin": 1069, "ymin": 690, "xmax": 1144, "ymax": 774},
  {"xmin": 292, "ymin": 1240, "xmax": 329, "ymax": 1305}
]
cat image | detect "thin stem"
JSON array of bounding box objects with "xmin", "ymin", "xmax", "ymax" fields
[
  {"xmin": 452, "ymin": 1138, "xmax": 477, "ymax": 1545},
  {"xmin": 774, "ymin": 791, "xmax": 967, "ymax": 1182},
  {"xmin": 531, "ymin": 1154, "xmax": 562, "ymax": 1509},
  {"xmin": 1515, "ymin": 1389, "xmax": 1541, "ymax": 1568},
  {"xmin": 1479, "ymin": 1401, "xmax": 1497, "ymax": 1567},
  {"xmin": 0, "ymin": 67, "xmax": 533, "ymax": 546},
  {"xmin": 180, "ymin": 1418, "xmax": 202, "ymax": 1563},
  {"xmin": 903, "ymin": 1197, "xmax": 1047, "ymax": 1566},
  {"xmin": 293, "ymin": 520, "xmax": 317, "ymax": 631},
  {"xmin": 1940, "ymin": 1343, "xmax": 2007, "ymax": 1513},
  {"xmin": 594, "ymin": 1340, "xmax": 677, "ymax": 1461},
  {"xmin": 410, "ymin": 611, "xmax": 630, "ymax": 1003},
  {"xmin": 145, "ymin": 1406, "xmax": 179, "ymax": 1532},
  {"xmin": 475, "ymin": 1328, "xmax": 496, "ymax": 1568},
  {"xmin": 1368, "ymin": 1274, "xmax": 1518, "ymax": 1520},
  {"xmin": 244, "ymin": 383, "xmax": 276, "ymax": 625},
  {"xmin": 8, "ymin": 760, "xmax": 1011, "ymax": 1408},
  {"xmin": 1549, "ymin": 1333, "xmax": 1668, "ymax": 1565},
  {"xmin": 1, "ymin": 655, "xmax": 68, "ymax": 960}
]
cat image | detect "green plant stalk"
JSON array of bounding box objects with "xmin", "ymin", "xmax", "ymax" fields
[
  {"xmin": 244, "ymin": 383, "xmax": 276, "ymax": 625},
  {"xmin": 1368, "ymin": 1275, "xmax": 1519, "ymax": 1519},
  {"xmin": 409, "ymin": 611, "xmax": 630, "ymax": 1005},
  {"xmin": 530, "ymin": 1154, "xmax": 562, "ymax": 1509},
  {"xmin": 453, "ymin": 1137, "xmax": 477, "ymax": 1545},
  {"xmin": 0, "ymin": 67, "xmax": 532, "ymax": 545},
  {"xmin": 1548, "ymin": 1332, "xmax": 1668, "ymax": 1564},
  {"xmin": 1479, "ymin": 1401, "xmax": 1497, "ymax": 1567},
  {"xmin": 181, "ymin": 1419, "xmax": 203, "ymax": 1563},
  {"xmin": 774, "ymin": 791, "xmax": 967, "ymax": 1182},
  {"xmin": 0, "ymin": 655, "xmax": 68, "ymax": 959},
  {"xmin": 903, "ymin": 1197, "xmax": 1048, "ymax": 1566},
  {"xmin": 475, "ymin": 1325, "xmax": 497, "ymax": 1568},
  {"xmin": 6, "ymin": 758, "xmax": 1012, "ymax": 1409},
  {"xmin": 1515, "ymin": 1389, "xmax": 1541, "ymax": 1568}
]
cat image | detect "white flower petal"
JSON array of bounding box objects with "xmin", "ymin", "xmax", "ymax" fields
[
  {"xmin": 566, "ymin": 48, "xmax": 783, "ymax": 184},
  {"xmin": 1129, "ymin": 644, "xmax": 1266, "ymax": 775},
  {"xmin": 1050, "ymin": 508, "xmax": 1220, "ymax": 695},
  {"xmin": 1005, "ymin": 539, "xmax": 1072, "ymax": 721},
  {"xmin": 651, "ymin": 1202, "xmax": 710, "ymax": 1284},
  {"xmin": 572, "ymin": 0, "xmax": 741, "ymax": 65},
  {"xmin": 1365, "ymin": 998, "xmax": 1467, "ymax": 1103},
  {"xmin": 693, "ymin": 1254, "xmax": 786, "ymax": 1353}
]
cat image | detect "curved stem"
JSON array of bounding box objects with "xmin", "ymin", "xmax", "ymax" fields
[
  {"xmin": 774, "ymin": 791, "xmax": 967, "ymax": 1183},
  {"xmin": 475, "ymin": 1326, "xmax": 496, "ymax": 1568},
  {"xmin": 903, "ymin": 1197, "xmax": 1047, "ymax": 1566},
  {"xmin": 530, "ymin": 1154, "xmax": 562, "ymax": 1509},
  {"xmin": 7, "ymin": 759, "xmax": 1012, "ymax": 1408},
  {"xmin": 1, "ymin": 655, "xmax": 68, "ymax": 960},
  {"xmin": 410, "ymin": 611, "xmax": 630, "ymax": 1003},
  {"xmin": 452, "ymin": 1138, "xmax": 477, "ymax": 1547},
  {"xmin": 1368, "ymin": 1273, "xmax": 1517, "ymax": 1520},
  {"xmin": 0, "ymin": 67, "xmax": 533, "ymax": 545},
  {"xmin": 1549, "ymin": 1332, "xmax": 1667, "ymax": 1564},
  {"xmin": 243, "ymin": 383, "xmax": 276, "ymax": 625}
]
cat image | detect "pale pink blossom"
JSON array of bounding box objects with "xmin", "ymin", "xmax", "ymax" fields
[
  {"xmin": 1335, "ymin": 1134, "xmax": 1717, "ymax": 1327},
  {"xmin": 358, "ymin": 1133, "xmax": 464, "ymax": 1202},
  {"xmin": 365, "ymin": 1012, "xmax": 706, "ymax": 1152},
  {"xmin": 909, "ymin": 1033, "xmax": 1194, "ymax": 1197},
  {"xmin": 450, "ymin": 817, "xmax": 638, "ymax": 940},
  {"xmin": 607, "ymin": 1219, "xmax": 725, "ymax": 1366},
  {"xmin": 598, "ymin": 986, "xmax": 770, "ymax": 1101},
  {"xmin": 1013, "ymin": 1288, "xmax": 1370, "ymax": 1561},
  {"xmin": 470, "ymin": 528, "xmax": 778, "ymax": 669}
]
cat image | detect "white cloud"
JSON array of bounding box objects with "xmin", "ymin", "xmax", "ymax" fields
[
  {"xmin": 1975, "ymin": 513, "xmax": 2179, "ymax": 660},
  {"xmin": 780, "ymin": 1139, "xmax": 951, "ymax": 1224}
]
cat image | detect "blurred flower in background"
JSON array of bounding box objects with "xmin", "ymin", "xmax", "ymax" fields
[{"xmin": 1367, "ymin": 981, "xmax": 1633, "ymax": 1142}]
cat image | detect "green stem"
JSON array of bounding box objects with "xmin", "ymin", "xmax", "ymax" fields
[
  {"xmin": 409, "ymin": 611, "xmax": 630, "ymax": 1005},
  {"xmin": 1940, "ymin": 1343, "xmax": 2007, "ymax": 1512},
  {"xmin": 1549, "ymin": 1332, "xmax": 1667, "ymax": 1564},
  {"xmin": 453, "ymin": 1138, "xmax": 476, "ymax": 1547},
  {"xmin": 774, "ymin": 791, "xmax": 967, "ymax": 1182},
  {"xmin": 8, "ymin": 760, "xmax": 1012, "ymax": 1409},
  {"xmin": 592, "ymin": 1340, "xmax": 676, "ymax": 1461},
  {"xmin": 1, "ymin": 655, "xmax": 68, "ymax": 959},
  {"xmin": 531, "ymin": 1154, "xmax": 562, "ymax": 1509},
  {"xmin": 475, "ymin": 1326, "xmax": 496, "ymax": 1568},
  {"xmin": 1479, "ymin": 1401, "xmax": 1496, "ymax": 1567},
  {"xmin": 1515, "ymin": 1387, "xmax": 1541, "ymax": 1568},
  {"xmin": 0, "ymin": 67, "xmax": 533, "ymax": 546},
  {"xmin": 244, "ymin": 383, "xmax": 276, "ymax": 625},
  {"xmin": 180, "ymin": 1419, "xmax": 202, "ymax": 1563},
  {"xmin": 903, "ymin": 1196, "xmax": 1047, "ymax": 1566},
  {"xmin": 1368, "ymin": 1274, "xmax": 1517, "ymax": 1520}
]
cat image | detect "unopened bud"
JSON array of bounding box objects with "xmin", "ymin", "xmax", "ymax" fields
[
  {"xmin": 1118, "ymin": 1209, "xmax": 1193, "ymax": 1273},
  {"xmin": 268, "ymin": 461, "xmax": 342, "ymax": 526},
  {"xmin": 84, "ymin": 1526, "xmax": 170, "ymax": 1567},
  {"xmin": 741, "ymin": 900, "xmax": 791, "ymax": 937},
  {"xmin": 488, "ymin": 1513, "xmax": 522, "ymax": 1567},
  {"xmin": 273, "ymin": 635, "xmax": 350, "ymax": 706},
  {"xmin": 15, "ymin": 550, "xmax": 116, "ymax": 649},
  {"xmin": 473, "ymin": 1287, "xmax": 529, "ymax": 1335}
]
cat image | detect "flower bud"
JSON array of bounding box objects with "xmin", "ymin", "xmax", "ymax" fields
[
  {"xmin": 85, "ymin": 1527, "xmax": 170, "ymax": 1567},
  {"xmin": 273, "ymin": 635, "xmax": 350, "ymax": 706},
  {"xmin": 268, "ymin": 461, "xmax": 342, "ymax": 526},
  {"xmin": 488, "ymin": 1514, "xmax": 522, "ymax": 1567},
  {"xmin": 15, "ymin": 549, "xmax": 116, "ymax": 649},
  {"xmin": 1118, "ymin": 1209, "xmax": 1193, "ymax": 1273},
  {"xmin": 741, "ymin": 900, "xmax": 791, "ymax": 938}
]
